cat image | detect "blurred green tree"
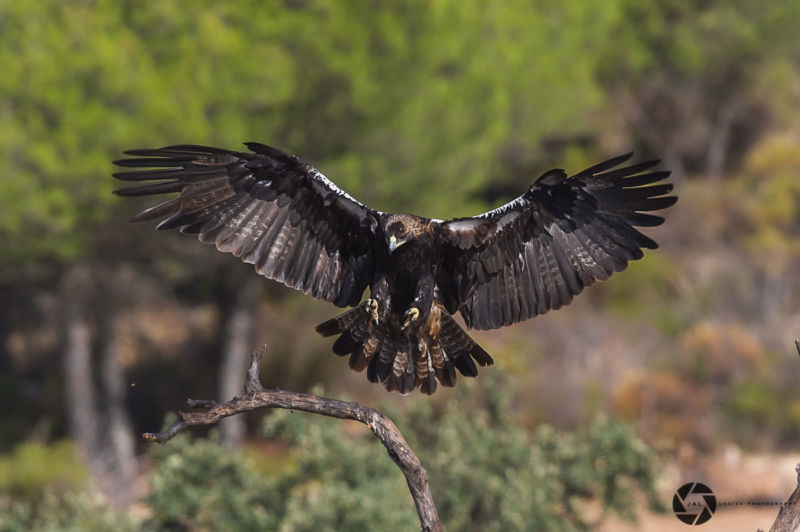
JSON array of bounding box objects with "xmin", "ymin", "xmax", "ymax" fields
[{"xmin": 596, "ymin": 0, "xmax": 800, "ymax": 180}]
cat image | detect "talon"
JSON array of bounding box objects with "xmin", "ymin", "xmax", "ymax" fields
[
  {"xmin": 402, "ymin": 307, "xmax": 420, "ymax": 330},
  {"xmin": 365, "ymin": 298, "xmax": 379, "ymax": 324}
]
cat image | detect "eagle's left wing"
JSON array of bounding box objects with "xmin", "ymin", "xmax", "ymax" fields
[
  {"xmin": 114, "ymin": 143, "xmax": 378, "ymax": 307},
  {"xmin": 435, "ymin": 154, "xmax": 676, "ymax": 330}
]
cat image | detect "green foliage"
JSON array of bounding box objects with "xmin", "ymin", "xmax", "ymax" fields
[
  {"xmin": 0, "ymin": 490, "xmax": 137, "ymax": 532},
  {"xmin": 738, "ymin": 136, "xmax": 800, "ymax": 261},
  {"xmin": 719, "ymin": 375, "xmax": 783, "ymax": 449},
  {"xmin": 0, "ymin": 0, "xmax": 621, "ymax": 272},
  {"xmin": 0, "ymin": 1, "xmax": 137, "ymax": 266},
  {"xmin": 726, "ymin": 378, "xmax": 779, "ymax": 425},
  {"xmin": 253, "ymin": 380, "xmax": 658, "ymax": 530},
  {"xmin": 0, "ymin": 382, "xmax": 661, "ymax": 530},
  {"xmin": 144, "ymin": 433, "xmax": 279, "ymax": 530},
  {"xmin": 261, "ymin": 405, "xmax": 420, "ymax": 531},
  {"xmin": 597, "ymin": 0, "xmax": 800, "ymax": 95},
  {"xmin": 599, "ymin": 251, "xmax": 678, "ymax": 320},
  {"xmin": 0, "ymin": 440, "xmax": 88, "ymax": 502},
  {"xmin": 394, "ymin": 381, "xmax": 661, "ymax": 530},
  {"xmin": 595, "ymin": 0, "xmax": 800, "ymax": 176},
  {"xmin": 6, "ymin": 0, "xmax": 796, "ymax": 270}
]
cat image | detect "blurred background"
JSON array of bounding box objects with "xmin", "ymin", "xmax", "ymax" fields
[{"xmin": 2, "ymin": 0, "xmax": 800, "ymax": 530}]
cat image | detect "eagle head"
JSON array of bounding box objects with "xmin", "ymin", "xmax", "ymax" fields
[{"xmin": 380, "ymin": 213, "xmax": 426, "ymax": 254}]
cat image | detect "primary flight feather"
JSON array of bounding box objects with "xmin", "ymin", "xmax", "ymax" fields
[{"xmin": 114, "ymin": 143, "xmax": 676, "ymax": 394}]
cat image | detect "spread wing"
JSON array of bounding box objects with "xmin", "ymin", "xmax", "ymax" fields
[
  {"xmin": 436, "ymin": 153, "xmax": 677, "ymax": 330},
  {"xmin": 113, "ymin": 143, "xmax": 378, "ymax": 307}
]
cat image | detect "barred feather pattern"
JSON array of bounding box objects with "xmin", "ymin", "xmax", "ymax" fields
[
  {"xmin": 438, "ymin": 153, "xmax": 677, "ymax": 330},
  {"xmin": 315, "ymin": 301, "xmax": 493, "ymax": 395},
  {"xmin": 113, "ymin": 144, "xmax": 377, "ymax": 308}
]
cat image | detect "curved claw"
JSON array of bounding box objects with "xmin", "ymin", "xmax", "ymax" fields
[
  {"xmin": 402, "ymin": 307, "xmax": 420, "ymax": 330},
  {"xmin": 365, "ymin": 298, "xmax": 379, "ymax": 325}
]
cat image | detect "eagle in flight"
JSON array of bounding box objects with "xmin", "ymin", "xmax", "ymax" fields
[{"xmin": 114, "ymin": 143, "xmax": 676, "ymax": 394}]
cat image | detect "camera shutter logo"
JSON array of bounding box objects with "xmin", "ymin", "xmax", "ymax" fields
[{"xmin": 673, "ymin": 482, "xmax": 716, "ymax": 525}]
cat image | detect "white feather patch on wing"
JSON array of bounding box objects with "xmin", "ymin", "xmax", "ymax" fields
[
  {"xmin": 474, "ymin": 195, "xmax": 528, "ymax": 219},
  {"xmin": 310, "ymin": 168, "xmax": 366, "ymax": 207}
]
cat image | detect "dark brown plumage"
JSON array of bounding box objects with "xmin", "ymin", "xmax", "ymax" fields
[{"xmin": 114, "ymin": 143, "xmax": 676, "ymax": 394}]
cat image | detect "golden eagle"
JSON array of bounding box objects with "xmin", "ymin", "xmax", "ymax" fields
[{"xmin": 114, "ymin": 144, "xmax": 676, "ymax": 394}]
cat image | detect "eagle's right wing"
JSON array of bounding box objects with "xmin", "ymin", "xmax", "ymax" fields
[{"xmin": 114, "ymin": 143, "xmax": 378, "ymax": 307}]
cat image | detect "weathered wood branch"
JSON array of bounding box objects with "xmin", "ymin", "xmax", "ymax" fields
[
  {"xmin": 768, "ymin": 463, "xmax": 800, "ymax": 532},
  {"xmin": 143, "ymin": 347, "xmax": 442, "ymax": 532},
  {"xmin": 766, "ymin": 341, "xmax": 800, "ymax": 532}
]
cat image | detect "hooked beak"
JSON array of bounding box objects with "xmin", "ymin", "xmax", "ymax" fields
[{"xmin": 388, "ymin": 235, "xmax": 405, "ymax": 254}]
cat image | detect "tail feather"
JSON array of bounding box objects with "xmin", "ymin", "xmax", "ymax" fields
[
  {"xmin": 315, "ymin": 316, "xmax": 346, "ymax": 338},
  {"xmin": 332, "ymin": 332, "xmax": 360, "ymax": 356},
  {"xmin": 315, "ymin": 302, "xmax": 368, "ymax": 338},
  {"xmin": 369, "ymin": 337, "xmax": 396, "ymax": 384},
  {"xmin": 385, "ymin": 349, "xmax": 411, "ymax": 393},
  {"xmin": 420, "ymin": 372, "xmax": 438, "ymax": 395},
  {"xmin": 402, "ymin": 368, "xmax": 417, "ymax": 394},
  {"xmin": 349, "ymin": 333, "xmax": 382, "ymax": 372},
  {"xmin": 416, "ymin": 343, "xmax": 438, "ymax": 395},
  {"xmin": 430, "ymin": 342, "xmax": 457, "ymax": 388},
  {"xmin": 316, "ymin": 301, "xmax": 493, "ymax": 394},
  {"xmin": 438, "ymin": 312, "xmax": 494, "ymax": 369},
  {"xmin": 451, "ymin": 353, "xmax": 478, "ymax": 377}
]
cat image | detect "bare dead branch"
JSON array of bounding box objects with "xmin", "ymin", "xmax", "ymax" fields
[
  {"xmin": 143, "ymin": 346, "xmax": 442, "ymax": 532},
  {"xmin": 768, "ymin": 463, "xmax": 800, "ymax": 532},
  {"xmin": 768, "ymin": 343, "xmax": 800, "ymax": 532}
]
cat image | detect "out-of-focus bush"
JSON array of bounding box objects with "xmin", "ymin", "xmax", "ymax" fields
[
  {"xmin": 0, "ymin": 440, "xmax": 87, "ymax": 501},
  {"xmin": 253, "ymin": 380, "xmax": 660, "ymax": 530},
  {"xmin": 680, "ymin": 321, "xmax": 764, "ymax": 385},
  {"xmin": 144, "ymin": 432, "xmax": 280, "ymax": 530},
  {"xmin": 738, "ymin": 135, "xmax": 800, "ymax": 265},
  {"xmin": 613, "ymin": 371, "xmax": 715, "ymax": 450},
  {"xmin": 0, "ymin": 491, "xmax": 137, "ymax": 532}
]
